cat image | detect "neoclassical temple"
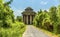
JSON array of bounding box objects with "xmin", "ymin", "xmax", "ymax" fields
[{"xmin": 22, "ymin": 7, "xmax": 36, "ymax": 25}]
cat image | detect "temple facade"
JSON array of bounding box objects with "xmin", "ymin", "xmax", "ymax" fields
[{"xmin": 22, "ymin": 7, "xmax": 36, "ymax": 25}]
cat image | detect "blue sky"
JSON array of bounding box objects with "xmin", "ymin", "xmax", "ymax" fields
[{"xmin": 6, "ymin": 0, "xmax": 60, "ymax": 17}]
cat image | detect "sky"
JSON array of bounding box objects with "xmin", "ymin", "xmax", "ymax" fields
[{"xmin": 6, "ymin": 0, "xmax": 60, "ymax": 17}]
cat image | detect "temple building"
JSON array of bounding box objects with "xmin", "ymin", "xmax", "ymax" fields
[{"xmin": 22, "ymin": 7, "xmax": 36, "ymax": 25}]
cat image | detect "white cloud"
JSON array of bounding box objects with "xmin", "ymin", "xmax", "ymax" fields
[
  {"xmin": 10, "ymin": 6, "xmax": 23, "ymax": 17},
  {"xmin": 40, "ymin": 1, "xmax": 48, "ymax": 5},
  {"xmin": 14, "ymin": 10, "xmax": 23, "ymax": 16}
]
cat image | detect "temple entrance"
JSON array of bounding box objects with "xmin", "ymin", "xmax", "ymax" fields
[
  {"xmin": 22, "ymin": 7, "xmax": 36, "ymax": 25},
  {"xmin": 28, "ymin": 15, "xmax": 30, "ymax": 24}
]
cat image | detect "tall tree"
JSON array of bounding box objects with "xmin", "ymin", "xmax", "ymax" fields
[
  {"xmin": 0, "ymin": 0, "xmax": 14, "ymax": 28},
  {"xmin": 49, "ymin": 6, "xmax": 58, "ymax": 33}
]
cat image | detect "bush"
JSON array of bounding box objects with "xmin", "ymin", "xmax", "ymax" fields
[
  {"xmin": 57, "ymin": 25, "xmax": 60, "ymax": 34},
  {"xmin": 42, "ymin": 18, "xmax": 53, "ymax": 32},
  {"xmin": 0, "ymin": 22, "xmax": 26, "ymax": 37}
]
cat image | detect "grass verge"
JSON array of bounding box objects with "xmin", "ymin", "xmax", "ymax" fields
[{"xmin": 33, "ymin": 25, "xmax": 59, "ymax": 37}]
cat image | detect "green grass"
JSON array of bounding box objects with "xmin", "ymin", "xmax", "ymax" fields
[{"xmin": 0, "ymin": 21, "xmax": 26, "ymax": 37}]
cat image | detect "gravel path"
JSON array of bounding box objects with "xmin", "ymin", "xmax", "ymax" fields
[{"xmin": 22, "ymin": 25, "xmax": 50, "ymax": 37}]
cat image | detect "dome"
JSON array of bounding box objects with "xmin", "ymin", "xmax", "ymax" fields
[
  {"xmin": 25, "ymin": 7, "xmax": 33, "ymax": 10},
  {"xmin": 22, "ymin": 7, "xmax": 36, "ymax": 15}
]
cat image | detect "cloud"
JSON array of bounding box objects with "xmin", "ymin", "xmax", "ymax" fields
[
  {"xmin": 14, "ymin": 9, "xmax": 23, "ymax": 18},
  {"xmin": 40, "ymin": 1, "xmax": 48, "ymax": 5},
  {"xmin": 14, "ymin": 10, "xmax": 23, "ymax": 16},
  {"xmin": 10, "ymin": 6, "xmax": 23, "ymax": 17}
]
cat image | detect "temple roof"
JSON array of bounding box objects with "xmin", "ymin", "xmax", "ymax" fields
[
  {"xmin": 22, "ymin": 7, "xmax": 36, "ymax": 15},
  {"xmin": 25, "ymin": 7, "xmax": 33, "ymax": 10}
]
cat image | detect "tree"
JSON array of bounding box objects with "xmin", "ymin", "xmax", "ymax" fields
[
  {"xmin": 0, "ymin": 0, "xmax": 14, "ymax": 28},
  {"xmin": 16, "ymin": 16, "xmax": 22, "ymax": 22},
  {"xmin": 57, "ymin": 5, "xmax": 60, "ymax": 22},
  {"xmin": 33, "ymin": 9, "xmax": 45, "ymax": 28},
  {"xmin": 49, "ymin": 6, "xmax": 58, "ymax": 33},
  {"xmin": 38, "ymin": 9, "xmax": 42, "ymax": 14},
  {"xmin": 4, "ymin": 0, "xmax": 13, "ymax": 5}
]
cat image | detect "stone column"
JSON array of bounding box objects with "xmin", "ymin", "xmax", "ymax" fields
[
  {"xmin": 30, "ymin": 15, "xmax": 32, "ymax": 24},
  {"xmin": 25, "ymin": 15, "xmax": 27, "ymax": 24},
  {"xmin": 27, "ymin": 15, "xmax": 28, "ymax": 24}
]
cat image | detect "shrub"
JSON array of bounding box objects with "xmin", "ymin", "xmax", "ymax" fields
[{"xmin": 0, "ymin": 22, "xmax": 26, "ymax": 37}]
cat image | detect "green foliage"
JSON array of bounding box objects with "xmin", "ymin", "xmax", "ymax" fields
[
  {"xmin": 33, "ymin": 5, "xmax": 60, "ymax": 34},
  {"xmin": 33, "ymin": 9, "xmax": 43, "ymax": 27},
  {"xmin": 16, "ymin": 16, "xmax": 23, "ymax": 22},
  {"xmin": 0, "ymin": 0, "xmax": 26, "ymax": 37},
  {"xmin": 4, "ymin": 0, "xmax": 13, "ymax": 5},
  {"xmin": 49, "ymin": 6, "xmax": 58, "ymax": 22},
  {"xmin": 0, "ymin": 0, "xmax": 14, "ymax": 28},
  {"xmin": 0, "ymin": 22, "xmax": 25, "ymax": 37},
  {"xmin": 33, "ymin": 10, "xmax": 51, "ymax": 28},
  {"xmin": 49, "ymin": 6, "xmax": 58, "ymax": 33}
]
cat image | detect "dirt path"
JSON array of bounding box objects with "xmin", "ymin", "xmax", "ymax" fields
[{"xmin": 22, "ymin": 25, "xmax": 50, "ymax": 37}]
